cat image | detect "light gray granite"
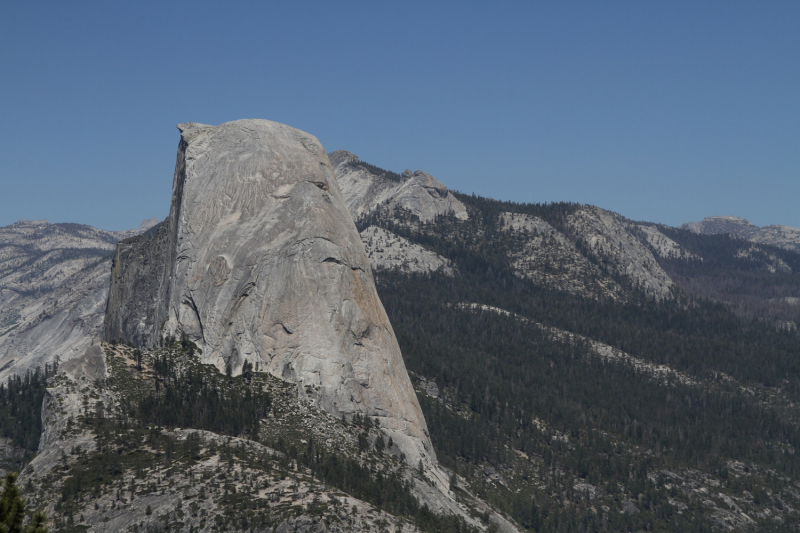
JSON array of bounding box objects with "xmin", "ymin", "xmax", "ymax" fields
[
  {"xmin": 636, "ymin": 224, "xmax": 700, "ymax": 260},
  {"xmin": 682, "ymin": 215, "xmax": 800, "ymax": 253},
  {"xmin": 499, "ymin": 212, "xmax": 621, "ymax": 299},
  {"xmin": 567, "ymin": 207, "xmax": 674, "ymax": 299},
  {"xmin": 0, "ymin": 219, "xmax": 154, "ymax": 381},
  {"xmin": 361, "ymin": 226, "xmax": 453, "ymax": 275}
]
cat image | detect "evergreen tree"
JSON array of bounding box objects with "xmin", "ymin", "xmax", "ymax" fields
[
  {"xmin": 24, "ymin": 513, "xmax": 47, "ymax": 533},
  {"xmin": 0, "ymin": 473, "xmax": 26, "ymax": 533}
]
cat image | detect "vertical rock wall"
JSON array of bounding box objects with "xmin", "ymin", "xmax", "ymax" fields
[{"xmin": 104, "ymin": 222, "xmax": 170, "ymax": 347}]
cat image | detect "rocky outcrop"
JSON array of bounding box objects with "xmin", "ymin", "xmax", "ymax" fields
[
  {"xmin": 329, "ymin": 150, "xmax": 468, "ymax": 222},
  {"xmin": 499, "ymin": 212, "xmax": 621, "ymax": 299},
  {"xmin": 361, "ymin": 226, "xmax": 453, "ymax": 275},
  {"xmin": 681, "ymin": 216, "xmax": 800, "ymax": 253},
  {"xmin": 567, "ymin": 207, "xmax": 674, "ymax": 299},
  {"xmin": 736, "ymin": 245, "xmax": 792, "ymax": 274},
  {"xmin": 139, "ymin": 216, "xmax": 159, "ymax": 231},
  {"xmin": 104, "ymin": 120, "xmax": 435, "ymax": 470},
  {"xmin": 681, "ymin": 216, "xmax": 757, "ymax": 236},
  {"xmin": 23, "ymin": 343, "xmax": 428, "ymax": 533}
]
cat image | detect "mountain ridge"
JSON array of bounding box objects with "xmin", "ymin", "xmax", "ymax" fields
[
  {"xmin": 681, "ymin": 215, "xmax": 800, "ymax": 253},
  {"xmin": 3, "ymin": 124, "xmax": 800, "ymax": 531}
]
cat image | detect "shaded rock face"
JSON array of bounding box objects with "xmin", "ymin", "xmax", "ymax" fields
[
  {"xmin": 104, "ymin": 222, "xmax": 170, "ymax": 347},
  {"xmin": 329, "ymin": 150, "xmax": 468, "ymax": 222},
  {"xmin": 105, "ymin": 120, "xmax": 434, "ymax": 467}
]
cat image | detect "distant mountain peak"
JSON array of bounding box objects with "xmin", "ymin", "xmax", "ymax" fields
[
  {"xmin": 681, "ymin": 216, "xmax": 755, "ymax": 235},
  {"xmin": 330, "ymin": 151, "xmax": 468, "ymax": 222},
  {"xmin": 327, "ymin": 149, "xmax": 359, "ymax": 167},
  {"xmin": 680, "ymin": 215, "xmax": 800, "ymax": 253},
  {"xmin": 139, "ymin": 216, "xmax": 159, "ymax": 230},
  {"xmin": 11, "ymin": 219, "xmax": 48, "ymax": 227}
]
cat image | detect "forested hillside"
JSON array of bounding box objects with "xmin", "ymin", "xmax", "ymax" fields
[
  {"xmin": 655, "ymin": 226, "xmax": 800, "ymax": 326},
  {"xmin": 360, "ymin": 192, "xmax": 800, "ymax": 531}
]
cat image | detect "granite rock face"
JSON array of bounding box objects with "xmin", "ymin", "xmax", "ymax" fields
[
  {"xmin": 105, "ymin": 120, "xmax": 435, "ymax": 468},
  {"xmin": 329, "ymin": 150, "xmax": 468, "ymax": 222},
  {"xmin": 103, "ymin": 222, "xmax": 170, "ymax": 347},
  {"xmin": 360, "ymin": 226, "xmax": 453, "ymax": 275},
  {"xmin": 499, "ymin": 212, "xmax": 621, "ymax": 299},
  {"xmin": 635, "ymin": 224, "xmax": 700, "ymax": 261},
  {"xmin": 567, "ymin": 207, "xmax": 674, "ymax": 299}
]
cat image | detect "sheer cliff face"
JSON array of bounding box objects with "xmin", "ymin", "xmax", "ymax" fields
[{"xmin": 105, "ymin": 119, "xmax": 434, "ymax": 466}]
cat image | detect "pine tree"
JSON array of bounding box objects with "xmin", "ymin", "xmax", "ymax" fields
[
  {"xmin": 25, "ymin": 512, "xmax": 48, "ymax": 533},
  {"xmin": 0, "ymin": 472, "xmax": 26, "ymax": 533}
]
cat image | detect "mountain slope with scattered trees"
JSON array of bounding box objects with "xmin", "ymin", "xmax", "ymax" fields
[{"xmin": 353, "ymin": 189, "xmax": 800, "ymax": 531}]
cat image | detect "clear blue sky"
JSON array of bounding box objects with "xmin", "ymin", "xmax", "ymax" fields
[{"xmin": 2, "ymin": 1, "xmax": 798, "ymax": 231}]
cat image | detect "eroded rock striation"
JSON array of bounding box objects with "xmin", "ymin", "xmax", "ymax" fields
[{"xmin": 104, "ymin": 120, "xmax": 435, "ymax": 469}]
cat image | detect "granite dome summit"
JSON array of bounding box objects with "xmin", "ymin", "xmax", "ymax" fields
[{"xmin": 104, "ymin": 119, "xmax": 434, "ymax": 470}]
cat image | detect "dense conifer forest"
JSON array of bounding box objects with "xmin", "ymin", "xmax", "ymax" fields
[{"xmin": 657, "ymin": 227, "xmax": 800, "ymax": 324}]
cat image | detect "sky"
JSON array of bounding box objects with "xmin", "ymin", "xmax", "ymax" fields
[{"xmin": 1, "ymin": 1, "xmax": 798, "ymax": 231}]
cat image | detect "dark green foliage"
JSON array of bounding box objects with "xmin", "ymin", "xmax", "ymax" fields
[
  {"xmin": 454, "ymin": 192, "xmax": 583, "ymax": 234},
  {"xmin": 24, "ymin": 512, "xmax": 48, "ymax": 533},
  {"xmin": 136, "ymin": 351, "xmax": 269, "ymax": 440},
  {"xmin": 73, "ymin": 344, "xmax": 474, "ymax": 532},
  {"xmin": 276, "ymin": 437, "xmax": 419, "ymax": 516},
  {"xmin": 0, "ymin": 365, "xmax": 57, "ymax": 462},
  {"xmin": 382, "ymin": 271, "xmax": 800, "ymax": 474},
  {"xmin": 270, "ymin": 436, "xmax": 474, "ymax": 532},
  {"xmin": 0, "ymin": 472, "xmax": 46, "ymax": 533},
  {"xmin": 365, "ymin": 196, "xmax": 800, "ymax": 394},
  {"xmin": 0, "ymin": 472, "xmax": 25, "ymax": 533},
  {"xmin": 659, "ymin": 226, "xmax": 800, "ymax": 273},
  {"xmin": 55, "ymin": 424, "xmax": 205, "ymax": 522}
]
